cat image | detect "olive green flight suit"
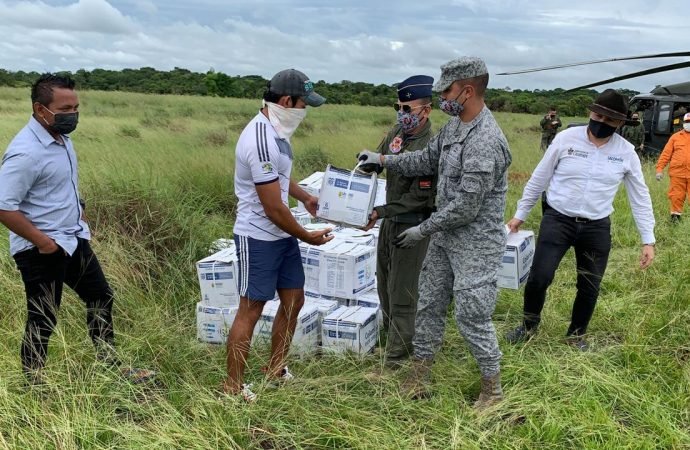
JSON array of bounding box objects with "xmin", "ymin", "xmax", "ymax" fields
[{"xmin": 374, "ymin": 120, "xmax": 436, "ymax": 364}]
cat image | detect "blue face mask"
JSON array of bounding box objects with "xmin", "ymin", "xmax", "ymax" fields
[
  {"xmin": 397, "ymin": 110, "xmax": 421, "ymax": 132},
  {"xmin": 439, "ymin": 87, "xmax": 468, "ymax": 116}
]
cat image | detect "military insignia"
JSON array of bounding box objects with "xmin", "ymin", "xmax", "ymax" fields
[
  {"xmin": 389, "ymin": 136, "xmax": 403, "ymax": 154},
  {"xmin": 261, "ymin": 162, "xmax": 274, "ymax": 174},
  {"xmin": 419, "ymin": 178, "xmax": 432, "ymax": 190},
  {"xmin": 304, "ymin": 80, "xmax": 314, "ymax": 93}
]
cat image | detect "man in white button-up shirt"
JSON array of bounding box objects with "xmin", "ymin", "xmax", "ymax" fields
[{"xmin": 505, "ymin": 89, "xmax": 656, "ymax": 350}]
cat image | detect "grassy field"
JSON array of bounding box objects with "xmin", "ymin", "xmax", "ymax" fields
[{"xmin": 0, "ymin": 86, "xmax": 688, "ymax": 449}]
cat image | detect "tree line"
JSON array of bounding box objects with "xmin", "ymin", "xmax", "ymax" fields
[{"xmin": 0, "ymin": 67, "xmax": 640, "ymax": 116}]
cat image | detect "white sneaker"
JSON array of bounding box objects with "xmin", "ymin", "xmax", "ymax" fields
[
  {"xmin": 265, "ymin": 366, "xmax": 294, "ymax": 388},
  {"xmin": 240, "ymin": 383, "xmax": 257, "ymax": 403},
  {"xmin": 279, "ymin": 366, "xmax": 294, "ymax": 381}
]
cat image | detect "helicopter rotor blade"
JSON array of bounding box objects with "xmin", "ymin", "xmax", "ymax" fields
[
  {"xmin": 496, "ymin": 51, "xmax": 690, "ymax": 75},
  {"xmin": 566, "ymin": 61, "xmax": 690, "ymax": 91}
]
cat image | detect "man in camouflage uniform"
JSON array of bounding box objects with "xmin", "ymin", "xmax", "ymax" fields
[
  {"xmin": 540, "ymin": 107, "xmax": 562, "ymax": 151},
  {"xmin": 363, "ymin": 75, "xmax": 436, "ymax": 369},
  {"xmin": 621, "ymin": 112, "xmax": 645, "ymax": 159},
  {"xmin": 358, "ymin": 57, "xmax": 512, "ymax": 410}
]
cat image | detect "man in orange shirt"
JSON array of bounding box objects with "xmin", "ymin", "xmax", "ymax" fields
[{"xmin": 656, "ymin": 112, "xmax": 690, "ymax": 223}]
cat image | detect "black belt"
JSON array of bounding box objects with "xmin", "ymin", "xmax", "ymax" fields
[
  {"xmin": 390, "ymin": 212, "xmax": 430, "ymax": 224},
  {"xmin": 551, "ymin": 209, "xmax": 608, "ymax": 224}
]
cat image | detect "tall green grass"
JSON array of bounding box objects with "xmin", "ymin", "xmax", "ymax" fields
[{"xmin": 0, "ymin": 87, "xmax": 687, "ymax": 449}]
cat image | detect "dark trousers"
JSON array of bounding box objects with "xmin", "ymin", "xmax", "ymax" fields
[
  {"xmin": 522, "ymin": 208, "xmax": 611, "ymax": 336},
  {"xmin": 376, "ymin": 219, "xmax": 429, "ymax": 361},
  {"xmin": 13, "ymin": 238, "xmax": 115, "ymax": 373}
]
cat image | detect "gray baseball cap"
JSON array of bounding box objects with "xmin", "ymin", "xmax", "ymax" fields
[
  {"xmin": 268, "ymin": 69, "xmax": 326, "ymax": 107},
  {"xmin": 433, "ymin": 57, "xmax": 488, "ymax": 92}
]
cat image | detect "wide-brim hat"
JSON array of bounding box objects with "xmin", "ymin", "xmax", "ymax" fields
[{"xmin": 587, "ymin": 89, "xmax": 628, "ymax": 121}]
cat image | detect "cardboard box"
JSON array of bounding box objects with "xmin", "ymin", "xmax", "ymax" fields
[
  {"xmin": 296, "ymin": 171, "xmax": 324, "ymax": 212},
  {"xmin": 319, "ymin": 242, "xmax": 376, "ymax": 299},
  {"xmin": 316, "ymin": 165, "xmax": 377, "ymax": 228},
  {"xmin": 299, "ymin": 240, "xmax": 376, "ymax": 299},
  {"xmin": 291, "ymin": 207, "xmax": 315, "ymax": 226},
  {"xmin": 208, "ymin": 238, "xmax": 234, "ymax": 254},
  {"xmin": 300, "ymin": 239, "xmax": 344, "ymax": 294},
  {"xmin": 350, "ymin": 287, "xmax": 383, "ymax": 327},
  {"xmin": 498, "ymin": 230, "xmax": 535, "ymax": 289},
  {"xmin": 252, "ymin": 302, "xmax": 320, "ymax": 355},
  {"xmin": 300, "ymin": 240, "xmax": 376, "ymax": 299},
  {"xmin": 321, "ymin": 306, "xmax": 379, "ymax": 354},
  {"xmin": 304, "ymin": 291, "xmax": 339, "ymax": 344},
  {"xmin": 374, "ymin": 179, "xmax": 387, "ymax": 208},
  {"xmin": 197, "ymin": 247, "xmax": 240, "ymax": 307},
  {"xmin": 331, "ymin": 227, "xmax": 376, "ymax": 246},
  {"xmin": 196, "ymin": 302, "xmax": 238, "ymax": 344}
]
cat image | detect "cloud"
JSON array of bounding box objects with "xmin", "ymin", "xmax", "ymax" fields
[
  {"xmin": 0, "ymin": 0, "xmax": 135, "ymax": 34},
  {"xmin": 0, "ymin": 0, "xmax": 685, "ymax": 93}
]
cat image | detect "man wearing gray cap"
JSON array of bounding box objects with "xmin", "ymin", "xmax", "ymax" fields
[
  {"xmin": 223, "ymin": 69, "xmax": 333, "ymax": 402},
  {"xmin": 358, "ymin": 57, "xmax": 512, "ymax": 409}
]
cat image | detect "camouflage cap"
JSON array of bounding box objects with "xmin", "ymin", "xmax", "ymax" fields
[{"xmin": 433, "ymin": 57, "xmax": 488, "ymax": 92}]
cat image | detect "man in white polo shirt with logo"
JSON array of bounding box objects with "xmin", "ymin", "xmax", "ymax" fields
[
  {"xmin": 506, "ymin": 89, "xmax": 656, "ymax": 350},
  {"xmin": 222, "ymin": 69, "xmax": 333, "ymax": 401}
]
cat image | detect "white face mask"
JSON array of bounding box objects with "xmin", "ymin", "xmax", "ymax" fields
[
  {"xmin": 263, "ymin": 100, "xmax": 307, "ymax": 140},
  {"xmin": 684, "ymin": 123, "xmax": 690, "ymax": 132}
]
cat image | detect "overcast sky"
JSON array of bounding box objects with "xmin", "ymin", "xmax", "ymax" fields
[{"xmin": 1, "ymin": 0, "xmax": 687, "ymax": 93}]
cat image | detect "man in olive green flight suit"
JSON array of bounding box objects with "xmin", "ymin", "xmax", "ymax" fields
[{"xmin": 363, "ymin": 75, "xmax": 436, "ymax": 368}]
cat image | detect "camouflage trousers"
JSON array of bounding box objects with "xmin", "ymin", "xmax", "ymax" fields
[
  {"xmin": 541, "ymin": 133, "xmax": 555, "ymax": 152},
  {"xmin": 412, "ymin": 240, "xmax": 503, "ymax": 376}
]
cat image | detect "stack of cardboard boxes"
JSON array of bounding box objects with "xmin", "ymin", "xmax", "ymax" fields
[{"xmin": 194, "ymin": 167, "xmax": 535, "ymax": 356}]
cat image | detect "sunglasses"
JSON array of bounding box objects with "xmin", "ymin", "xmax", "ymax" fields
[{"xmin": 393, "ymin": 103, "xmax": 430, "ymax": 113}]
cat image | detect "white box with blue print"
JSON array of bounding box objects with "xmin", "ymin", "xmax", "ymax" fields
[
  {"xmin": 498, "ymin": 230, "xmax": 535, "ymax": 289},
  {"xmin": 196, "ymin": 246, "xmax": 240, "ymax": 308}
]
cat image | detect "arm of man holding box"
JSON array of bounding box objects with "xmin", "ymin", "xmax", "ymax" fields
[
  {"xmin": 417, "ymin": 138, "xmax": 501, "ymax": 237},
  {"xmin": 289, "ymin": 179, "xmax": 318, "ymax": 216},
  {"xmin": 507, "ymin": 137, "xmax": 563, "ymax": 232},
  {"xmin": 246, "ymin": 138, "xmax": 331, "ymax": 246},
  {"xmin": 358, "ymin": 127, "xmax": 443, "ymax": 177}
]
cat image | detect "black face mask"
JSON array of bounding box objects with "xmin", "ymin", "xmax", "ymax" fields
[
  {"xmin": 42, "ymin": 107, "xmax": 79, "ymax": 135},
  {"xmin": 588, "ymin": 118, "xmax": 617, "ymax": 139}
]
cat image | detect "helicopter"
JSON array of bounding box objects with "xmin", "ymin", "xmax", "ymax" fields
[{"xmin": 497, "ymin": 51, "xmax": 690, "ymax": 157}]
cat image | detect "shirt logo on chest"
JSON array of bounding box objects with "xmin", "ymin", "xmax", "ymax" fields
[
  {"xmin": 607, "ymin": 156, "xmax": 624, "ymax": 164},
  {"xmin": 567, "ymin": 147, "xmax": 589, "ymax": 159}
]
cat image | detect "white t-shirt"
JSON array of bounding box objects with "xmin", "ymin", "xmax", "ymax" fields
[
  {"xmin": 515, "ymin": 126, "xmax": 655, "ymax": 244},
  {"xmin": 233, "ymin": 112, "xmax": 292, "ymax": 241}
]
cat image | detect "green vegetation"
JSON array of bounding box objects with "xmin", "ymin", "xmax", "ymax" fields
[
  {"xmin": 0, "ymin": 87, "xmax": 687, "ymax": 449},
  {"xmin": 0, "ymin": 67, "xmax": 641, "ymax": 115}
]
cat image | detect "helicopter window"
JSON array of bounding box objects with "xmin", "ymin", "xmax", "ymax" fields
[
  {"xmin": 656, "ymin": 102, "xmax": 672, "ymax": 134},
  {"xmin": 672, "ymin": 103, "xmax": 690, "ymax": 132}
]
